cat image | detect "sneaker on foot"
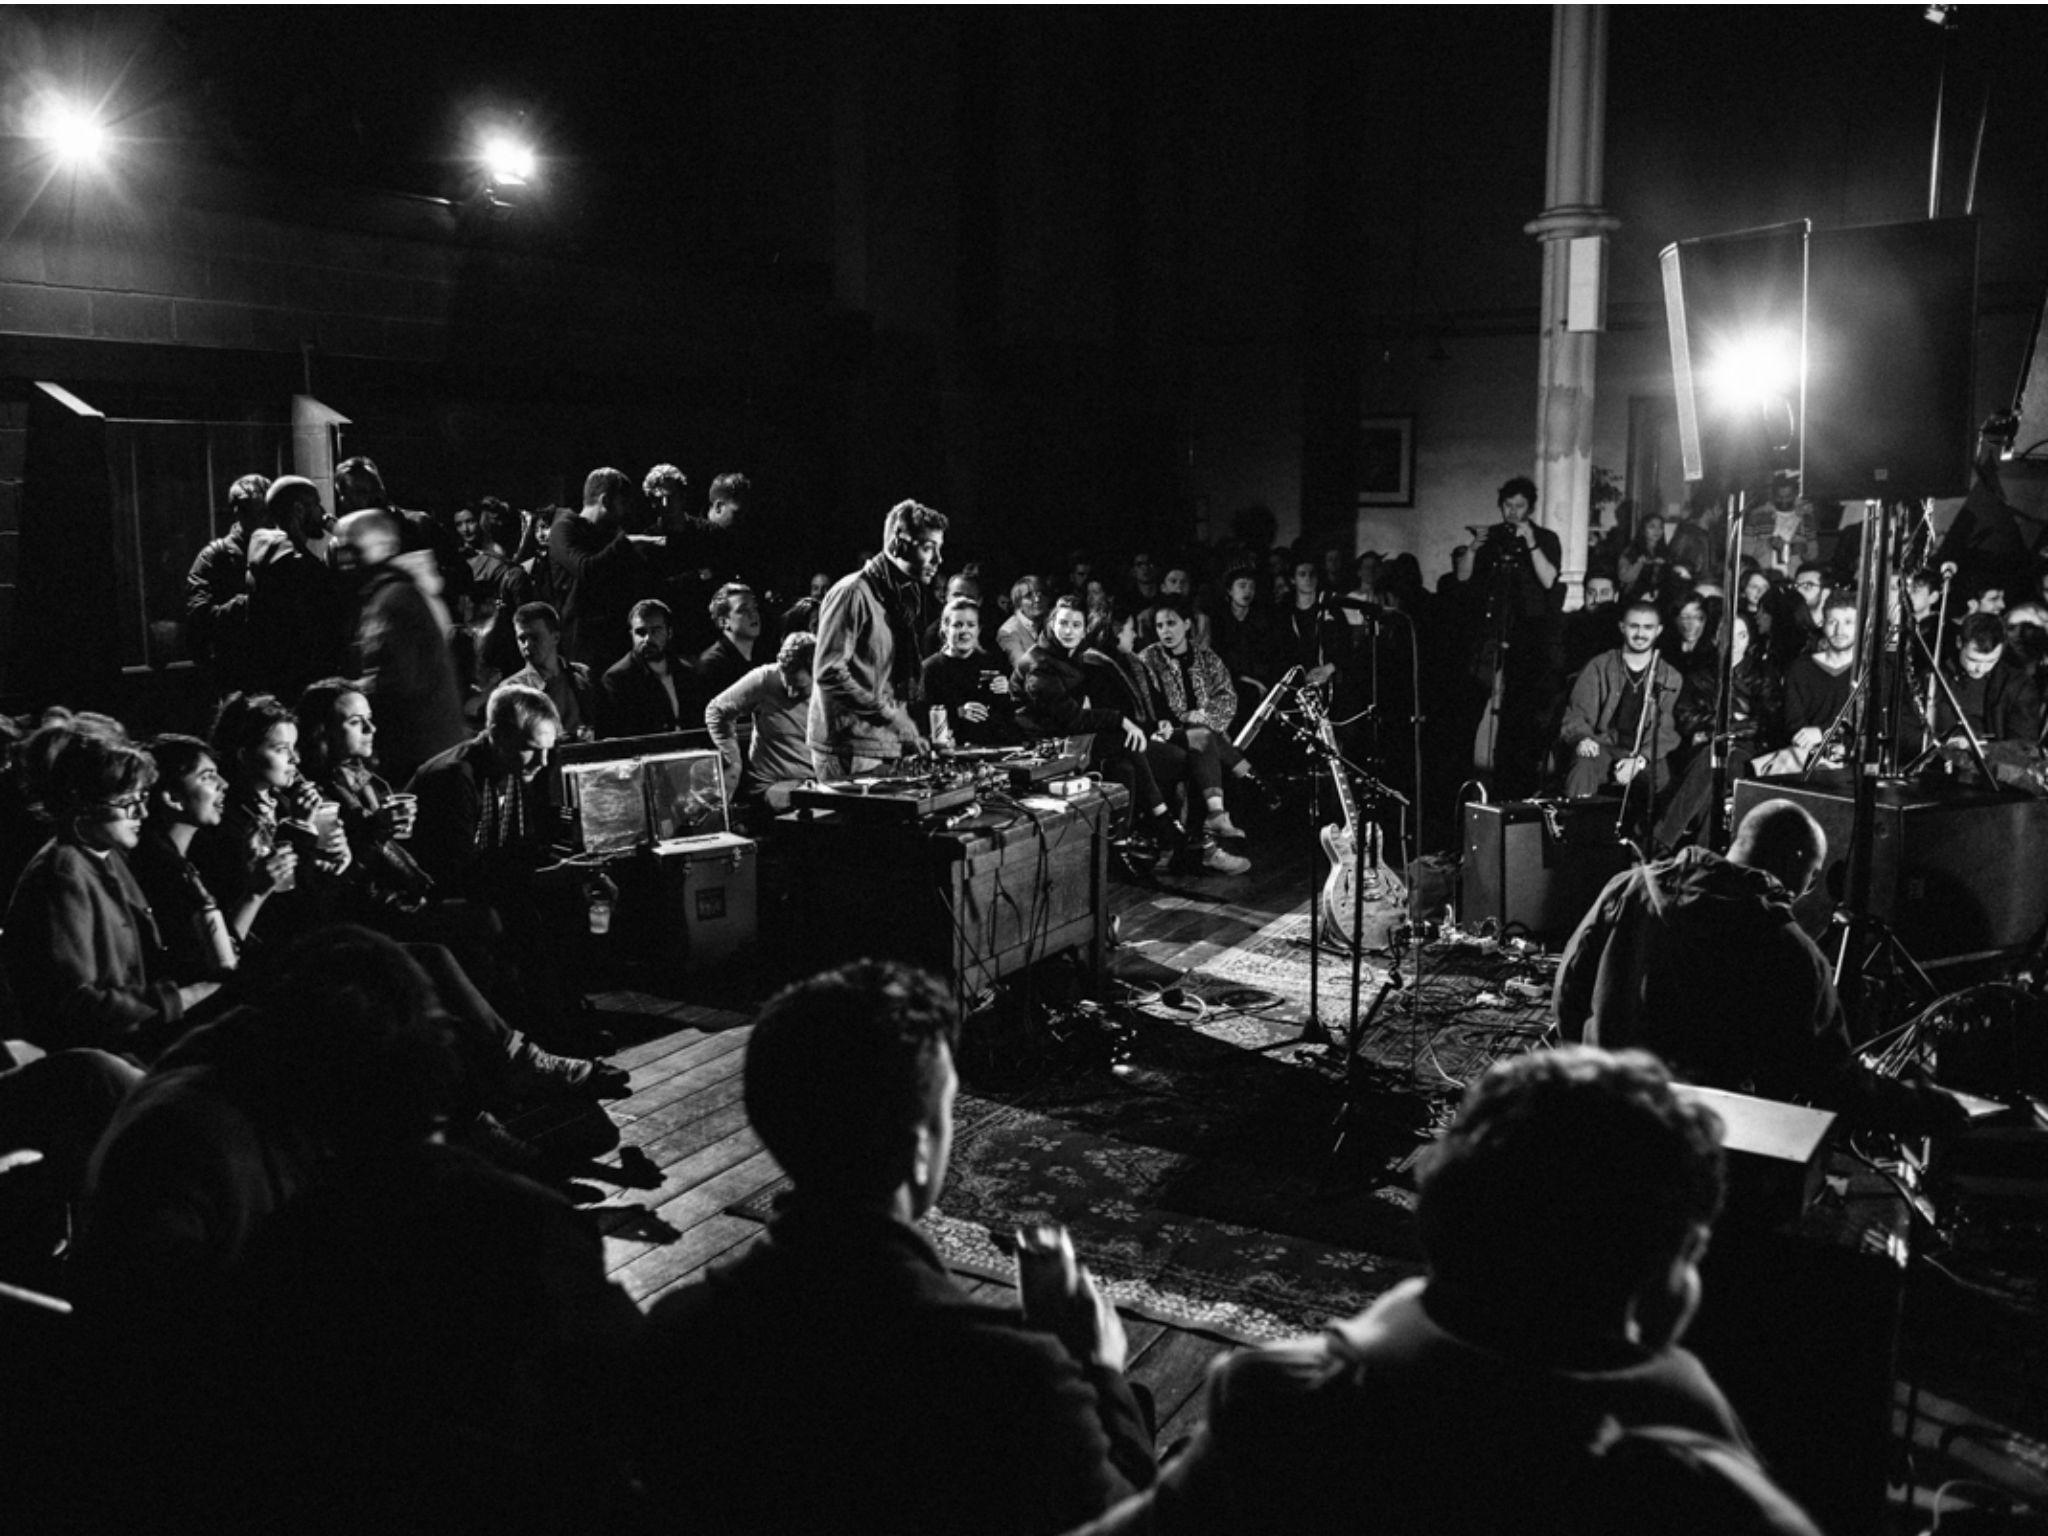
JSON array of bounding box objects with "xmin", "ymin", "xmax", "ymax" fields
[
  {"xmin": 1201, "ymin": 842, "xmax": 1251, "ymax": 875},
  {"xmin": 1204, "ymin": 810, "xmax": 1246, "ymax": 840},
  {"xmin": 513, "ymin": 1046, "xmax": 599, "ymax": 1099}
]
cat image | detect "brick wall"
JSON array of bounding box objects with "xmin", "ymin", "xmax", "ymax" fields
[{"xmin": 0, "ymin": 180, "xmax": 828, "ymax": 384}]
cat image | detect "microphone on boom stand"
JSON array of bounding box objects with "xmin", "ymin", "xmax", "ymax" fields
[{"xmin": 1235, "ymin": 666, "xmax": 1305, "ymax": 753}]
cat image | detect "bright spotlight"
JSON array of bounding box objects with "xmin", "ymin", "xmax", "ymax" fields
[
  {"xmin": 1704, "ymin": 332, "xmax": 1799, "ymax": 416},
  {"xmin": 481, "ymin": 135, "xmax": 536, "ymax": 188},
  {"xmin": 34, "ymin": 97, "xmax": 108, "ymax": 169}
]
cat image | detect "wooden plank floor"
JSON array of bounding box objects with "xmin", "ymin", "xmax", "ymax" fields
[{"xmin": 519, "ymin": 827, "xmax": 1328, "ymax": 1427}]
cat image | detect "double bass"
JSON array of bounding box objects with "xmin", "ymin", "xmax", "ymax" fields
[{"xmin": 1301, "ymin": 686, "xmax": 1408, "ymax": 951}]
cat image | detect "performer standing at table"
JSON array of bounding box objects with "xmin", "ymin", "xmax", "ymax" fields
[{"xmin": 809, "ymin": 500, "xmax": 947, "ymax": 779}]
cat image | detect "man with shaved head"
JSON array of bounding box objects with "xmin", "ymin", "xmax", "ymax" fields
[{"xmin": 1556, "ymin": 799, "xmax": 1965, "ymax": 1130}]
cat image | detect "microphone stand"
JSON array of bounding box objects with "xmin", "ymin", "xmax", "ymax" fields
[
  {"xmin": 1926, "ymin": 564, "xmax": 1956, "ymax": 724},
  {"xmin": 1612, "ymin": 659, "xmax": 1663, "ymax": 846},
  {"xmin": 1900, "ymin": 618, "xmax": 2000, "ymax": 789},
  {"xmin": 1799, "ymin": 662, "xmax": 1874, "ymax": 783},
  {"xmin": 1705, "ymin": 489, "xmax": 1746, "ymax": 850},
  {"xmin": 1284, "ymin": 707, "xmax": 1409, "ymax": 1049}
]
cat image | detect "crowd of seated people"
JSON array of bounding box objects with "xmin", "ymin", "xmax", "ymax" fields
[
  {"xmin": 171, "ymin": 448, "xmax": 2048, "ymax": 866},
  {"xmin": 1548, "ymin": 488, "xmax": 2048, "ymax": 851},
  {"xmin": 185, "ymin": 454, "xmax": 1599, "ymax": 864}
]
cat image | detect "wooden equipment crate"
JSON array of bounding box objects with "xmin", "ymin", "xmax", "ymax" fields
[{"xmin": 777, "ymin": 783, "xmax": 1127, "ymax": 1001}]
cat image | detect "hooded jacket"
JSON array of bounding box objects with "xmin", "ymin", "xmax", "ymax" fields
[
  {"xmin": 1555, "ymin": 847, "xmax": 1848, "ymax": 1103},
  {"xmin": 1554, "ymin": 847, "xmax": 1962, "ymax": 1132}
]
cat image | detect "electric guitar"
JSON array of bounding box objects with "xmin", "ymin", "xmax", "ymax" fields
[{"xmin": 1301, "ymin": 686, "xmax": 1408, "ymax": 951}]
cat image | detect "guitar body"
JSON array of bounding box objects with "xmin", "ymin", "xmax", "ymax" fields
[
  {"xmin": 1320, "ymin": 822, "xmax": 1408, "ymax": 952},
  {"xmin": 1300, "ymin": 683, "xmax": 1409, "ymax": 951}
]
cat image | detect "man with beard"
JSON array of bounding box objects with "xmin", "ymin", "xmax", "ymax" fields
[
  {"xmin": 1780, "ymin": 592, "xmax": 1861, "ymax": 766},
  {"xmin": 809, "ymin": 500, "xmax": 947, "ymax": 777},
  {"xmin": 1559, "ymin": 600, "xmax": 1682, "ymax": 804},
  {"xmin": 600, "ymin": 599, "xmax": 703, "ymax": 739}
]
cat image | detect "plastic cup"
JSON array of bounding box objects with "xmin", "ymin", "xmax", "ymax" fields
[{"xmin": 385, "ymin": 792, "xmax": 418, "ymax": 840}]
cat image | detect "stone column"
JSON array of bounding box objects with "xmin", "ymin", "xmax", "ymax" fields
[{"xmin": 1524, "ymin": 4, "xmax": 1618, "ymax": 605}]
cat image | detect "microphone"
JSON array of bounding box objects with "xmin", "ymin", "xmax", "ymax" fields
[
  {"xmin": 1234, "ymin": 666, "xmax": 1303, "ymax": 752},
  {"xmin": 1939, "ymin": 562, "xmax": 1958, "ymax": 583}
]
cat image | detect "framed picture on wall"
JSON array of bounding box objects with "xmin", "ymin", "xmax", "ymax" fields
[{"xmin": 1357, "ymin": 414, "xmax": 1415, "ymax": 507}]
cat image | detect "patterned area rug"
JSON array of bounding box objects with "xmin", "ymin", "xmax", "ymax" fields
[
  {"xmin": 732, "ymin": 905, "xmax": 1563, "ymax": 1344},
  {"xmin": 1161, "ymin": 905, "xmax": 1560, "ymax": 1079}
]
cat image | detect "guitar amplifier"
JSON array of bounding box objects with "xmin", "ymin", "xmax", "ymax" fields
[{"xmin": 1461, "ymin": 800, "xmax": 1634, "ymax": 944}]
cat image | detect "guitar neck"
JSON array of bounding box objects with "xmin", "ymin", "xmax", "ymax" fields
[{"xmin": 1319, "ymin": 718, "xmax": 1362, "ymax": 843}]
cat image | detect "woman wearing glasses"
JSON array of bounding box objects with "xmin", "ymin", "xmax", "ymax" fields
[{"xmin": 1, "ymin": 721, "xmax": 220, "ymax": 1062}]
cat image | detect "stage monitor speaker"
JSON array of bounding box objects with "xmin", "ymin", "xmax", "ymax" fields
[
  {"xmin": 1673, "ymin": 1083, "xmax": 1835, "ymax": 1229},
  {"xmin": 1731, "ymin": 777, "xmax": 2048, "ymax": 961},
  {"xmin": 1803, "ymin": 217, "xmax": 1978, "ymax": 502},
  {"xmin": 1461, "ymin": 801, "xmax": 1634, "ymax": 945},
  {"xmin": 1659, "ymin": 221, "xmax": 1808, "ymax": 493}
]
